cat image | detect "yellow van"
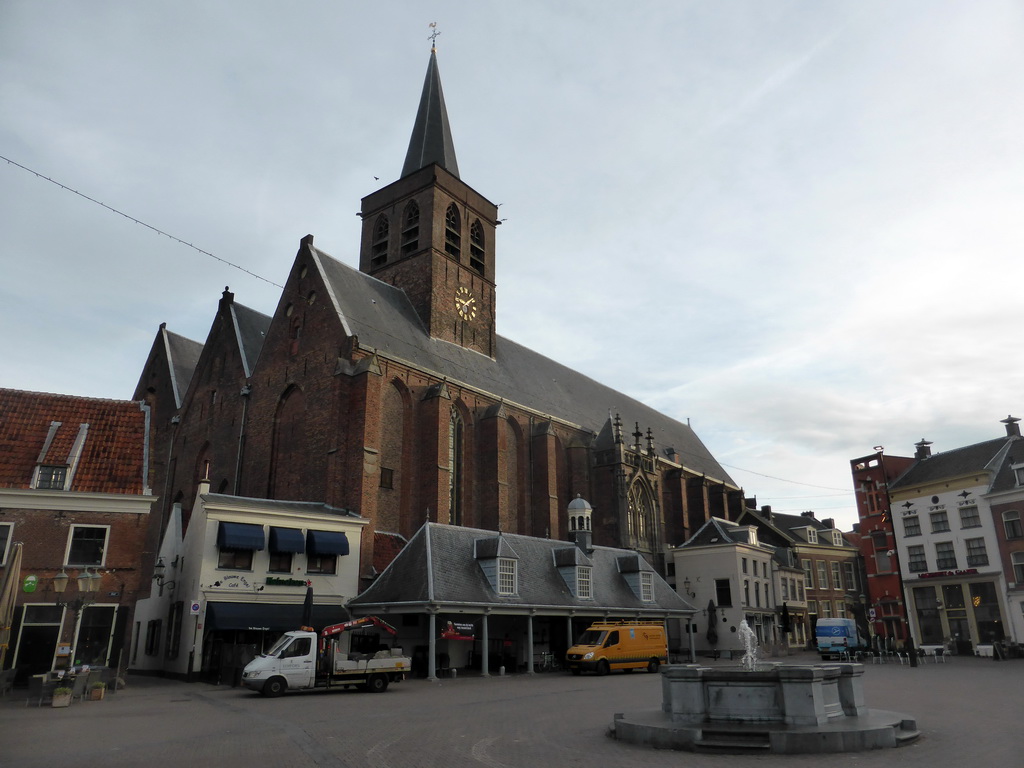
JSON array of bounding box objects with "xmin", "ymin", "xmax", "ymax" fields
[{"xmin": 565, "ymin": 620, "xmax": 667, "ymax": 676}]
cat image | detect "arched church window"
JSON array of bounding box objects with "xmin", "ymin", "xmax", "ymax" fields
[
  {"xmin": 448, "ymin": 408, "xmax": 464, "ymax": 526},
  {"xmin": 401, "ymin": 201, "xmax": 420, "ymax": 256},
  {"xmin": 627, "ymin": 481, "xmax": 655, "ymax": 552},
  {"xmin": 469, "ymin": 219, "xmax": 485, "ymax": 275},
  {"xmin": 444, "ymin": 204, "xmax": 461, "ymax": 260},
  {"xmin": 371, "ymin": 214, "xmax": 389, "ymax": 267}
]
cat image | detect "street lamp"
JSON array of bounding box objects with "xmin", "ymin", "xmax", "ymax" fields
[{"xmin": 53, "ymin": 568, "xmax": 99, "ymax": 667}]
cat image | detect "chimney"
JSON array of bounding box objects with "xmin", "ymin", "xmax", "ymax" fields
[
  {"xmin": 746, "ymin": 497, "xmax": 758, "ymax": 510},
  {"xmin": 915, "ymin": 439, "xmax": 933, "ymax": 460},
  {"xmin": 800, "ymin": 510, "xmax": 816, "ymax": 519},
  {"xmin": 822, "ymin": 518, "xmax": 835, "ymax": 530},
  {"xmin": 760, "ymin": 505, "xmax": 773, "ymax": 522},
  {"xmin": 1002, "ymin": 415, "xmax": 1021, "ymax": 438}
]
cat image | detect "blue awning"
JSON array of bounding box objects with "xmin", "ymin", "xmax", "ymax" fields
[
  {"xmin": 217, "ymin": 522, "xmax": 265, "ymax": 551},
  {"xmin": 306, "ymin": 529, "xmax": 349, "ymax": 557},
  {"xmin": 269, "ymin": 527, "xmax": 305, "ymax": 554}
]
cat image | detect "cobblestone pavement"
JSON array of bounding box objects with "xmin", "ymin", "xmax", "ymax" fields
[{"xmin": 2, "ymin": 653, "xmax": 1021, "ymax": 767}]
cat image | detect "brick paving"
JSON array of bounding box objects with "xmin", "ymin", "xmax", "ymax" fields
[{"xmin": 1, "ymin": 652, "xmax": 1021, "ymax": 767}]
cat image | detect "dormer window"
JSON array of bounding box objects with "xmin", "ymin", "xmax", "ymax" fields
[
  {"xmin": 640, "ymin": 571, "xmax": 654, "ymax": 602},
  {"xmin": 831, "ymin": 531, "xmax": 844, "ymax": 547},
  {"xmin": 806, "ymin": 528, "xmax": 818, "ymax": 544},
  {"xmin": 498, "ymin": 557, "xmax": 517, "ymax": 595},
  {"xmin": 577, "ymin": 565, "xmax": 592, "ymax": 599},
  {"xmin": 36, "ymin": 465, "xmax": 68, "ymax": 490}
]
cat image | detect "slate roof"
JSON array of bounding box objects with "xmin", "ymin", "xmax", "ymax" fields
[
  {"xmin": 349, "ymin": 523, "xmax": 695, "ymax": 616},
  {"xmin": 677, "ymin": 517, "xmax": 755, "ymax": 548},
  {"xmin": 310, "ymin": 244, "xmax": 735, "ymax": 487},
  {"xmin": 889, "ymin": 437, "xmax": 1014, "ymax": 492},
  {"xmin": 200, "ymin": 493, "xmax": 363, "ymax": 518},
  {"xmin": 0, "ymin": 389, "xmax": 149, "ymax": 494},
  {"xmin": 164, "ymin": 327, "xmax": 203, "ymax": 409},
  {"xmin": 229, "ymin": 302, "xmax": 271, "ymax": 378},
  {"xmin": 401, "ymin": 49, "xmax": 460, "ymax": 179}
]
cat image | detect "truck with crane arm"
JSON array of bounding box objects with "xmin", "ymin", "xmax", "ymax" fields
[{"xmin": 241, "ymin": 616, "xmax": 410, "ymax": 696}]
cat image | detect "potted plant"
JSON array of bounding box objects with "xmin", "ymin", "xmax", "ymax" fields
[
  {"xmin": 89, "ymin": 682, "xmax": 107, "ymax": 701},
  {"xmin": 51, "ymin": 687, "xmax": 73, "ymax": 708}
]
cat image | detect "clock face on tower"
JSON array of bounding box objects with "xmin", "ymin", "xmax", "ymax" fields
[{"xmin": 455, "ymin": 286, "xmax": 477, "ymax": 321}]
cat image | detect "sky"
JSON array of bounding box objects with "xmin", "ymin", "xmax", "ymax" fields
[{"xmin": 3, "ymin": 1, "xmax": 1024, "ymax": 531}]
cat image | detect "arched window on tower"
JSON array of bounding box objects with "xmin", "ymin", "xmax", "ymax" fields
[
  {"xmin": 444, "ymin": 204, "xmax": 461, "ymax": 260},
  {"xmin": 448, "ymin": 408, "xmax": 464, "ymax": 525},
  {"xmin": 469, "ymin": 219, "xmax": 485, "ymax": 275},
  {"xmin": 401, "ymin": 201, "xmax": 420, "ymax": 256},
  {"xmin": 371, "ymin": 214, "xmax": 389, "ymax": 268}
]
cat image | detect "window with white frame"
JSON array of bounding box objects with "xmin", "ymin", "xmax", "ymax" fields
[
  {"xmin": 36, "ymin": 465, "xmax": 68, "ymax": 490},
  {"xmin": 640, "ymin": 571, "xmax": 654, "ymax": 602},
  {"xmin": 807, "ymin": 599, "xmax": 818, "ymax": 616},
  {"xmin": 801, "ymin": 558, "xmax": 813, "ymax": 588},
  {"xmin": 930, "ymin": 510, "xmax": 950, "ymax": 533},
  {"xmin": 935, "ymin": 541, "xmax": 957, "ymax": 569},
  {"xmin": 498, "ymin": 558, "xmax": 517, "ymax": 595},
  {"xmin": 965, "ymin": 537, "xmax": 989, "ymax": 567},
  {"xmin": 66, "ymin": 525, "xmax": 108, "ymax": 566},
  {"xmin": 821, "ymin": 601, "xmax": 833, "ymax": 618},
  {"xmin": 816, "ymin": 561, "xmax": 829, "ymax": 590},
  {"xmin": 1014, "ymin": 465, "xmax": 1024, "ymax": 486},
  {"xmin": 577, "ymin": 566, "xmax": 592, "ymax": 599},
  {"xmin": 781, "ymin": 578, "xmax": 789, "ymax": 601},
  {"xmin": 1004, "ymin": 510, "xmax": 1023, "ymax": 539},
  {"xmin": 831, "ymin": 562, "xmax": 843, "ymax": 590},
  {"xmin": 907, "ymin": 545, "xmax": 927, "ymax": 572},
  {"xmin": 903, "ymin": 515, "xmax": 921, "ymax": 537},
  {"xmin": 843, "ymin": 562, "xmax": 857, "ymax": 591},
  {"xmin": 0, "ymin": 523, "xmax": 11, "ymax": 565},
  {"xmin": 831, "ymin": 531, "xmax": 844, "ymax": 547},
  {"xmin": 1012, "ymin": 552, "xmax": 1024, "ymax": 584},
  {"xmin": 806, "ymin": 528, "xmax": 818, "ymax": 544},
  {"xmin": 959, "ymin": 506, "xmax": 981, "ymax": 529}
]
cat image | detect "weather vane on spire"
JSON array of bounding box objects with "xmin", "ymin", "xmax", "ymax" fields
[{"xmin": 428, "ymin": 22, "xmax": 441, "ymax": 52}]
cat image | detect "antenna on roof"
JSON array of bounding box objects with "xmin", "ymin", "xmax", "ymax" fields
[{"xmin": 428, "ymin": 22, "xmax": 440, "ymax": 52}]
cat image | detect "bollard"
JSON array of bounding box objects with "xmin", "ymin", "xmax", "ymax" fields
[
  {"xmin": 451, "ymin": 669, "xmax": 457, "ymax": 679},
  {"xmin": 499, "ymin": 666, "xmax": 505, "ymax": 676}
]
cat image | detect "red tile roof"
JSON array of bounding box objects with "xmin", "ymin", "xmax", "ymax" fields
[{"xmin": 0, "ymin": 389, "xmax": 148, "ymax": 494}]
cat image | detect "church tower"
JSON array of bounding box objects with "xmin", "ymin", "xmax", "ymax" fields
[{"xmin": 358, "ymin": 47, "xmax": 499, "ymax": 357}]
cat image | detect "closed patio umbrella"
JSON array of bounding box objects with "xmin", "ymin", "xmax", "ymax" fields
[
  {"xmin": 706, "ymin": 599, "xmax": 718, "ymax": 645},
  {"xmin": 0, "ymin": 542, "xmax": 23, "ymax": 668}
]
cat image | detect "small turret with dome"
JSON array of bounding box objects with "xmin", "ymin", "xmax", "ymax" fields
[{"xmin": 568, "ymin": 494, "xmax": 593, "ymax": 552}]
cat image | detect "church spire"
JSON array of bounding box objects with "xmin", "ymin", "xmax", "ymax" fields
[{"xmin": 401, "ymin": 48, "xmax": 460, "ymax": 179}]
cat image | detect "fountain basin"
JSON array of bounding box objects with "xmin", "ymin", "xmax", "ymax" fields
[{"xmin": 611, "ymin": 663, "xmax": 919, "ymax": 754}]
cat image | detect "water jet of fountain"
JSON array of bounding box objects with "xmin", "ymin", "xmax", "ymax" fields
[{"xmin": 738, "ymin": 619, "xmax": 758, "ymax": 671}]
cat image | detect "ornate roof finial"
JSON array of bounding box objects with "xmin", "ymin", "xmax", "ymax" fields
[{"xmin": 428, "ymin": 22, "xmax": 441, "ymax": 52}]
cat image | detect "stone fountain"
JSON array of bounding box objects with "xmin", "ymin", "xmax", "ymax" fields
[{"xmin": 612, "ymin": 620, "xmax": 919, "ymax": 754}]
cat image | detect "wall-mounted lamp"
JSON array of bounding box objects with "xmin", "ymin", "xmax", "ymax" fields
[
  {"xmin": 682, "ymin": 577, "xmax": 696, "ymax": 598},
  {"xmin": 152, "ymin": 556, "xmax": 179, "ymax": 590}
]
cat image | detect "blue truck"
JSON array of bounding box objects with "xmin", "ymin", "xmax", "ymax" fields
[{"xmin": 815, "ymin": 618, "xmax": 868, "ymax": 658}]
